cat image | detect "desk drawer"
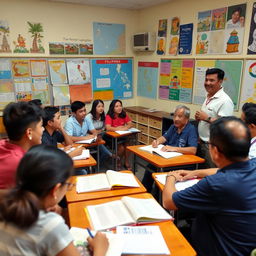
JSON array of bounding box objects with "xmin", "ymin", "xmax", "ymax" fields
[
  {"xmin": 127, "ymin": 112, "xmax": 137, "ymax": 121},
  {"xmin": 138, "ymin": 124, "xmax": 148, "ymax": 134},
  {"xmin": 149, "ymin": 117, "xmax": 162, "ymax": 129},
  {"xmin": 149, "ymin": 127, "xmax": 162, "ymax": 138},
  {"xmin": 138, "ymin": 133, "xmax": 148, "ymax": 144},
  {"xmin": 138, "ymin": 114, "xmax": 148, "ymax": 124}
]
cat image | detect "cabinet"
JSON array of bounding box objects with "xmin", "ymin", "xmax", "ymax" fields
[{"xmin": 124, "ymin": 106, "xmax": 171, "ymax": 145}]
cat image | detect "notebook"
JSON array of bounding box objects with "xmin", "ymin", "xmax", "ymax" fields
[{"xmin": 140, "ymin": 144, "xmax": 182, "ymax": 158}]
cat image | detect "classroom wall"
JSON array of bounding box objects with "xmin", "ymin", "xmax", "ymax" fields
[
  {"xmin": 1, "ymin": 0, "xmax": 139, "ymax": 111},
  {"xmin": 133, "ymin": 0, "xmax": 254, "ymax": 117},
  {"xmin": 1, "ymin": 0, "xmax": 254, "ymax": 117}
]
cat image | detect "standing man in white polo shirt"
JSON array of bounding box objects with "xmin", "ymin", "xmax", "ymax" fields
[{"xmin": 195, "ymin": 68, "xmax": 234, "ymax": 168}]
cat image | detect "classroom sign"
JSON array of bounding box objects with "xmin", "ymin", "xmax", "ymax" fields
[
  {"xmin": 91, "ymin": 58, "xmax": 133, "ymax": 100},
  {"xmin": 159, "ymin": 59, "xmax": 194, "ymax": 103}
]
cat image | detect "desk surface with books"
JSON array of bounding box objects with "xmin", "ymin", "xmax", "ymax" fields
[
  {"xmin": 66, "ymin": 170, "xmax": 146, "ymax": 203},
  {"xmin": 73, "ymin": 154, "xmax": 97, "ymax": 169},
  {"xmin": 127, "ymin": 145, "xmax": 205, "ymax": 171},
  {"xmin": 68, "ymin": 193, "xmax": 196, "ymax": 256}
]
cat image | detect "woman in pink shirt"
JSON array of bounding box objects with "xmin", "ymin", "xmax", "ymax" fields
[{"xmin": 105, "ymin": 100, "xmax": 133, "ymax": 170}]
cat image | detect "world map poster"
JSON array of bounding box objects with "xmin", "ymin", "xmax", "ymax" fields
[
  {"xmin": 159, "ymin": 59, "xmax": 194, "ymax": 103},
  {"xmin": 91, "ymin": 58, "xmax": 132, "ymax": 100},
  {"xmin": 93, "ymin": 22, "xmax": 125, "ymax": 55}
]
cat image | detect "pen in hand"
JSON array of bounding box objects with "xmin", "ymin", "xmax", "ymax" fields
[{"xmin": 87, "ymin": 228, "xmax": 94, "ymax": 238}]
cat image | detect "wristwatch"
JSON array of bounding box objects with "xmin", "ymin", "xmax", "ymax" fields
[{"xmin": 206, "ymin": 116, "xmax": 211, "ymax": 123}]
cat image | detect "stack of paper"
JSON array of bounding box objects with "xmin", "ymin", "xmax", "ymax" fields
[
  {"xmin": 140, "ymin": 144, "xmax": 182, "ymax": 159},
  {"xmin": 116, "ymin": 226, "xmax": 170, "ymax": 255},
  {"xmin": 75, "ymin": 136, "xmax": 97, "ymax": 144},
  {"xmin": 72, "ymin": 149, "xmax": 90, "ymax": 160},
  {"xmin": 70, "ymin": 227, "xmax": 123, "ymax": 256},
  {"xmin": 155, "ymin": 174, "xmax": 200, "ymax": 190},
  {"xmin": 115, "ymin": 128, "xmax": 140, "ymax": 135}
]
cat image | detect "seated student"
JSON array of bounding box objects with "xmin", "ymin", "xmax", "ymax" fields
[
  {"xmin": 163, "ymin": 117, "xmax": 256, "ymax": 256},
  {"xmin": 105, "ymin": 99, "xmax": 133, "ymax": 170},
  {"xmin": 0, "ymin": 145, "xmax": 108, "ymax": 256},
  {"xmin": 141, "ymin": 105, "xmax": 198, "ymax": 192},
  {"xmin": 42, "ymin": 106, "xmax": 83, "ymax": 158},
  {"xmin": 178, "ymin": 102, "xmax": 256, "ymax": 181},
  {"xmin": 64, "ymin": 101, "xmax": 96, "ymax": 142},
  {"xmin": 86, "ymin": 99, "xmax": 115, "ymax": 161},
  {"xmin": 0, "ymin": 102, "xmax": 43, "ymax": 189}
]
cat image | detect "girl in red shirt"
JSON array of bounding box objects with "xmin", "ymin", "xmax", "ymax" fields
[{"xmin": 105, "ymin": 99, "xmax": 133, "ymax": 170}]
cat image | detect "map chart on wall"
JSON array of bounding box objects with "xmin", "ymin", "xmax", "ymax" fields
[
  {"xmin": 193, "ymin": 59, "xmax": 243, "ymax": 110},
  {"xmin": 48, "ymin": 59, "xmax": 68, "ymax": 84},
  {"xmin": 91, "ymin": 58, "xmax": 132, "ymax": 100},
  {"xmin": 137, "ymin": 62, "xmax": 158, "ymax": 99},
  {"xmin": 159, "ymin": 59, "xmax": 194, "ymax": 103},
  {"xmin": 93, "ymin": 22, "xmax": 125, "ymax": 55},
  {"xmin": 240, "ymin": 60, "xmax": 256, "ymax": 106}
]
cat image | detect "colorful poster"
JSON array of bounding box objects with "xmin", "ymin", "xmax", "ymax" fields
[
  {"xmin": 53, "ymin": 86, "xmax": 70, "ymax": 106},
  {"xmin": 137, "ymin": 62, "xmax": 158, "ymax": 99},
  {"xmin": 27, "ymin": 22, "xmax": 45, "ymax": 53},
  {"xmin": 211, "ymin": 8, "xmax": 227, "ymax": 30},
  {"xmin": 91, "ymin": 58, "xmax": 132, "ymax": 100},
  {"xmin": 69, "ymin": 84, "xmax": 93, "ymax": 103},
  {"xmin": 198, "ymin": 10, "xmax": 212, "ymax": 32},
  {"xmin": 33, "ymin": 90, "xmax": 50, "ymax": 105},
  {"xmin": 240, "ymin": 60, "xmax": 256, "ymax": 106},
  {"xmin": 193, "ymin": 60, "xmax": 243, "ymax": 109},
  {"xmin": 66, "ymin": 59, "xmax": 90, "ymax": 84},
  {"xmin": 159, "ymin": 59, "xmax": 194, "ymax": 103},
  {"xmin": 65, "ymin": 43, "xmax": 79, "ymax": 55},
  {"xmin": 169, "ymin": 17, "xmax": 180, "ymax": 55},
  {"xmin": 178, "ymin": 23, "xmax": 193, "ymax": 55},
  {"xmin": 197, "ymin": 4, "xmax": 246, "ymax": 55},
  {"xmin": 30, "ymin": 59, "xmax": 47, "ymax": 77},
  {"xmin": 13, "ymin": 33, "xmax": 29, "ymax": 53},
  {"xmin": 0, "ymin": 80, "xmax": 15, "ymax": 110},
  {"xmin": 93, "ymin": 22, "xmax": 125, "ymax": 55},
  {"xmin": 0, "ymin": 59, "xmax": 11, "ymax": 79},
  {"xmin": 12, "ymin": 60, "xmax": 30, "ymax": 77},
  {"xmin": 0, "ymin": 20, "xmax": 11, "ymax": 53},
  {"xmin": 32, "ymin": 77, "xmax": 50, "ymax": 105},
  {"xmin": 49, "ymin": 42, "xmax": 65, "ymax": 55},
  {"xmin": 79, "ymin": 43, "xmax": 93, "ymax": 55},
  {"xmin": 48, "ymin": 60, "xmax": 67, "ymax": 84},
  {"xmin": 157, "ymin": 19, "xmax": 167, "ymax": 55},
  {"xmin": 247, "ymin": 3, "xmax": 256, "ymax": 54}
]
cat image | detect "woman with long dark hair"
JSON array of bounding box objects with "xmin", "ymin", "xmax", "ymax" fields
[
  {"xmin": 105, "ymin": 99, "xmax": 133, "ymax": 170},
  {"xmin": 0, "ymin": 145, "xmax": 108, "ymax": 256}
]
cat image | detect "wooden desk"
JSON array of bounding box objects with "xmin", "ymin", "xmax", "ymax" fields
[
  {"xmin": 73, "ymin": 155, "xmax": 97, "ymax": 169},
  {"xmin": 127, "ymin": 145, "xmax": 205, "ymax": 172},
  {"xmin": 152, "ymin": 172, "xmax": 165, "ymax": 191},
  {"xmin": 105, "ymin": 131, "xmax": 139, "ymax": 171},
  {"xmin": 76, "ymin": 139, "xmax": 105, "ymax": 172},
  {"xmin": 68, "ymin": 193, "xmax": 196, "ymax": 256},
  {"xmin": 66, "ymin": 170, "xmax": 146, "ymax": 203}
]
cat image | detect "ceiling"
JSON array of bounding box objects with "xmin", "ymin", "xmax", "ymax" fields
[{"xmin": 49, "ymin": 0, "xmax": 172, "ymax": 10}]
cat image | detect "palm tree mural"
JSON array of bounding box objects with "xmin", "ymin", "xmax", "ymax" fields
[
  {"xmin": 27, "ymin": 22, "xmax": 45, "ymax": 53},
  {"xmin": 0, "ymin": 22, "xmax": 11, "ymax": 53}
]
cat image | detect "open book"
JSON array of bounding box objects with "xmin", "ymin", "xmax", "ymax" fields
[
  {"xmin": 116, "ymin": 226, "xmax": 170, "ymax": 255},
  {"xmin": 155, "ymin": 174, "xmax": 200, "ymax": 191},
  {"xmin": 76, "ymin": 170, "xmax": 140, "ymax": 193},
  {"xmin": 115, "ymin": 128, "xmax": 140, "ymax": 135},
  {"xmin": 75, "ymin": 136, "xmax": 97, "ymax": 144},
  {"xmin": 70, "ymin": 227, "xmax": 123, "ymax": 256},
  {"xmin": 86, "ymin": 196, "xmax": 173, "ymax": 231},
  {"xmin": 140, "ymin": 144, "xmax": 182, "ymax": 159}
]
